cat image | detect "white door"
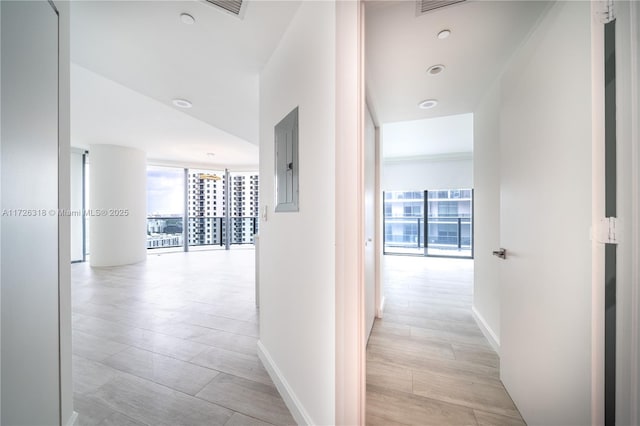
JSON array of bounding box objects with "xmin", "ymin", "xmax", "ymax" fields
[
  {"xmin": 499, "ymin": 2, "xmax": 593, "ymax": 425},
  {"xmin": 364, "ymin": 106, "xmax": 376, "ymax": 341}
]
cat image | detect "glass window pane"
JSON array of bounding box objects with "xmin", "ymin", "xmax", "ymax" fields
[
  {"xmin": 147, "ymin": 166, "xmax": 185, "ymax": 251},
  {"xmin": 383, "ymin": 190, "xmax": 424, "ymax": 255},
  {"xmin": 187, "ymin": 169, "xmax": 225, "ymax": 248},
  {"xmin": 426, "ymin": 188, "xmax": 473, "ymax": 257}
]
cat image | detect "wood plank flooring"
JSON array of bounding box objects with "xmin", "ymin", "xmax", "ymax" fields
[
  {"xmin": 71, "ymin": 249, "xmax": 295, "ymax": 426},
  {"xmin": 73, "ymin": 250, "xmax": 522, "ymax": 425},
  {"xmin": 366, "ymin": 255, "xmax": 525, "ymax": 426}
]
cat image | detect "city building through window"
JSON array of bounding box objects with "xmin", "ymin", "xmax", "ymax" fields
[
  {"xmin": 146, "ymin": 166, "xmax": 259, "ymax": 250},
  {"xmin": 383, "ymin": 189, "xmax": 473, "ymax": 258}
]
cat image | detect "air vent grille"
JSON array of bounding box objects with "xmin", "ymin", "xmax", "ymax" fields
[
  {"xmin": 204, "ymin": 0, "xmax": 244, "ymax": 17},
  {"xmin": 417, "ymin": 0, "xmax": 465, "ymax": 15}
]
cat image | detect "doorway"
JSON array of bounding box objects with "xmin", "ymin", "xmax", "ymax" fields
[{"xmin": 365, "ymin": 1, "xmax": 598, "ymax": 424}]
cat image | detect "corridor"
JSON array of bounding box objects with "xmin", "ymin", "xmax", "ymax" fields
[{"xmin": 366, "ymin": 256, "xmax": 524, "ymax": 425}]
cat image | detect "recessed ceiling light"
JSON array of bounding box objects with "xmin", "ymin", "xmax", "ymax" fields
[
  {"xmin": 180, "ymin": 13, "xmax": 195, "ymax": 25},
  {"xmin": 418, "ymin": 99, "xmax": 438, "ymax": 109},
  {"xmin": 427, "ymin": 64, "xmax": 445, "ymax": 76},
  {"xmin": 172, "ymin": 99, "xmax": 192, "ymax": 109},
  {"xmin": 437, "ymin": 29, "xmax": 451, "ymax": 39}
]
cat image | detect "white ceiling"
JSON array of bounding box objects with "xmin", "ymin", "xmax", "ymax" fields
[
  {"xmin": 365, "ymin": 0, "xmax": 550, "ymax": 125},
  {"xmin": 72, "ymin": 63, "xmax": 258, "ymax": 169},
  {"xmin": 71, "ymin": 0, "xmax": 550, "ymax": 165},
  {"xmin": 382, "ymin": 113, "xmax": 473, "ymax": 159},
  {"xmin": 70, "ymin": 0, "xmax": 301, "ymax": 165}
]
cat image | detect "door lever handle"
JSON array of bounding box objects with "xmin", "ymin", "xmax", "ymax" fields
[{"xmin": 492, "ymin": 248, "xmax": 507, "ymax": 259}]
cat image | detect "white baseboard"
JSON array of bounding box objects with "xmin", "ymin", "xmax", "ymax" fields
[
  {"xmin": 472, "ymin": 306, "xmax": 501, "ymax": 354},
  {"xmin": 257, "ymin": 341, "xmax": 313, "ymax": 425},
  {"xmin": 65, "ymin": 411, "xmax": 78, "ymax": 426}
]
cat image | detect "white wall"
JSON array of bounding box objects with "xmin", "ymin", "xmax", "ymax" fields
[
  {"xmin": 1, "ymin": 2, "xmax": 62, "ymax": 423},
  {"xmin": 89, "ymin": 144, "xmax": 147, "ymax": 267},
  {"xmin": 257, "ymin": 2, "xmax": 335, "ymax": 424},
  {"xmin": 472, "ymin": 81, "xmax": 501, "ymax": 350},
  {"xmin": 382, "ymin": 155, "xmax": 473, "ymax": 191}
]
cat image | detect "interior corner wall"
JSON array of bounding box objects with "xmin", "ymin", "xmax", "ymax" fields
[
  {"xmin": 382, "ymin": 156, "xmax": 473, "ymax": 192},
  {"xmin": 257, "ymin": 1, "xmax": 336, "ymax": 424},
  {"xmin": 472, "ymin": 81, "xmax": 501, "ymax": 350}
]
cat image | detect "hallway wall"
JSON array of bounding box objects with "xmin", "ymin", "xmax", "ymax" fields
[
  {"xmin": 0, "ymin": 1, "xmax": 71, "ymax": 423},
  {"xmin": 257, "ymin": 2, "xmax": 336, "ymax": 424}
]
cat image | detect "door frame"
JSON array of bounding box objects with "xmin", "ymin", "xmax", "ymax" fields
[
  {"xmin": 591, "ymin": 1, "xmax": 639, "ymax": 424},
  {"xmin": 335, "ymin": 0, "xmax": 366, "ymax": 424},
  {"xmin": 351, "ymin": 2, "xmax": 638, "ymax": 424},
  {"xmin": 611, "ymin": 1, "xmax": 640, "ymax": 424},
  {"xmin": 56, "ymin": 0, "xmax": 73, "ymax": 424}
]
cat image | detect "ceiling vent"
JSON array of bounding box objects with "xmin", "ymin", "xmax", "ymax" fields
[
  {"xmin": 416, "ymin": 0, "xmax": 466, "ymax": 15},
  {"xmin": 203, "ymin": 0, "xmax": 246, "ymax": 19}
]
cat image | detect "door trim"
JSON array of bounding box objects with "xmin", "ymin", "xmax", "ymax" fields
[
  {"xmin": 629, "ymin": 3, "xmax": 639, "ymax": 423},
  {"xmin": 613, "ymin": 1, "xmax": 640, "ymax": 424},
  {"xmin": 335, "ymin": 0, "xmax": 365, "ymax": 424},
  {"xmin": 54, "ymin": 0, "xmax": 73, "ymax": 424}
]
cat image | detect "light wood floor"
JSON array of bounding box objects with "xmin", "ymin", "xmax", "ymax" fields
[
  {"xmin": 72, "ymin": 249, "xmax": 295, "ymax": 426},
  {"xmin": 73, "ymin": 250, "xmax": 523, "ymax": 425},
  {"xmin": 366, "ymin": 255, "xmax": 525, "ymax": 426}
]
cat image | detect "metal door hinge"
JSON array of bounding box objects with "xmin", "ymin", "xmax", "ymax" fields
[
  {"xmin": 595, "ymin": 0, "xmax": 616, "ymax": 24},
  {"xmin": 594, "ymin": 217, "xmax": 619, "ymax": 244}
]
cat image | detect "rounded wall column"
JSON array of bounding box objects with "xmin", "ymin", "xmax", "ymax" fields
[{"xmin": 89, "ymin": 144, "xmax": 147, "ymax": 267}]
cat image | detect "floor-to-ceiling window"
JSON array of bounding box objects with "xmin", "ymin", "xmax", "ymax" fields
[
  {"xmin": 146, "ymin": 165, "xmax": 185, "ymax": 250},
  {"xmin": 187, "ymin": 169, "xmax": 226, "ymax": 248},
  {"xmin": 383, "ymin": 188, "xmax": 473, "ymax": 258},
  {"xmin": 145, "ymin": 166, "xmax": 259, "ymax": 252},
  {"xmin": 383, "ymin": 191, "xmax": 425, "ymax": 255},
  {"xmin": 228, "ymin": 172, "xmax": 259, "ymax": 245},
  {"xmin": 426, "ymin": 188, "xmax": 473, "ymax": 257}
]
